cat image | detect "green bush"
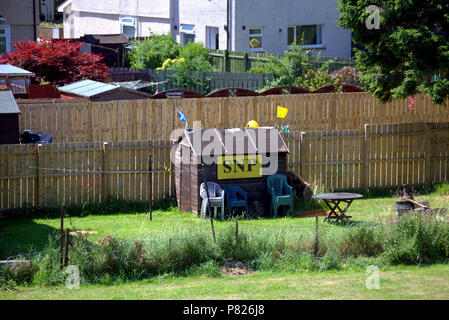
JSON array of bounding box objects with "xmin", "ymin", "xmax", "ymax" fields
[
  {"xmin": 128, "ymin": 33, "xmax": 181, "ymax": 69},
  {"xmin": 383, "ymin": 213, "xmax": 449, "ymax": 264},
  {"xmin": 337, "ymin": 223, "xmax": 385, "ymax": 257}
]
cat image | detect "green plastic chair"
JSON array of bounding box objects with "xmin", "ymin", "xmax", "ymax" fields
[{"xmin": 267, "ymin": 174, "xmax": 294, "ymax": 218}]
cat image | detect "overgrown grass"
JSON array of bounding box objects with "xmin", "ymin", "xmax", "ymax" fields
[{"xmin": 2, "ymin": 211, "xmax": 449, "ymax": 287}]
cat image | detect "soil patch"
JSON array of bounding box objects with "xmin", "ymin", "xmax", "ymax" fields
[{"xmin": 220, "ymin": 260, "xmax": 254, "ymax": 276}]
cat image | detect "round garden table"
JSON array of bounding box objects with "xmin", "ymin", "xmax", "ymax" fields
[{"xmin": 312, "ymin": 193, "xmax": 364, "ymax": 222}]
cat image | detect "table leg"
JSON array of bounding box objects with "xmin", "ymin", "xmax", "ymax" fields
[{"xmin": 323, "ymin": 200, "xmax": 341, "ymax": 221}]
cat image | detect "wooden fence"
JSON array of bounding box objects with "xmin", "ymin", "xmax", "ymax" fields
[
  {"xmin": 207, "ymin": 49, "xmax": 354, "ymax": 73},
  {"xmin": 0, "ymin": 140, "xmax": 173, "ymax": 209},
  {"xmin": 18, "ymin": 92, "xmax": 449, "ymax": 143},
  {"xmin": 109, "ymin": 68, "xmax": 271, "ymax": 94},
  {"xmin": 1, "ymin": 122, "xmax": 448, "ymax": 210},
  {"xmin": 288, "ymin": 123, "xmax": 449, "ymax": 190}
]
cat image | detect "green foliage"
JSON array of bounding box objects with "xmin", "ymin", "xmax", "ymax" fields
[
  {"xmin": 383, "ymin": 213, "xmax": 449, "ymax": 264},
  {"xmin": 254, "ymin": 44, "xmax": 338, "ymax": 90},
  {"xmin": 338, "ymin": 0, "xmax": 449, "ymax": 104},
  {"xmin": 128, "ymin": 33, "xmax": 181, "ymax": 69},
  {"xmin": 165, "ymin": 42, "xmax": 214, "ymax": 93}
]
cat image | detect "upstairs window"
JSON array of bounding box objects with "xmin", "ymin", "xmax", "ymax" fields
[
  {"xmin": 120, "ymin": 17, "xmax": 137, "ymax": 39},
  {"xmin": 287, "ymin": 24, "xmax": 323, "ymax": 48},
  {"xmin": 0, "ymin": 24, "xmax": 11, "ymax": 56},
  {"xmin": 249, "ymin": 27, "xmax": 263, "ymax": 51},
  {"xmin": 180, "ymin": 25, "xmax": 195, "ymax": 45}
]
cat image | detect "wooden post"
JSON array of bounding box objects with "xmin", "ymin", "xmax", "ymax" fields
[
  {"xmin": 314, "ymin": 216, "xmax": 319, "ymax": 256},
  {"xmin": 202, "ymin": 163, "xmax": 216, "ymax": 242},
  {"xmin": 299, "ymin": 132, "xmax": 306, "ymax": 178},
  {"xmin": 64, "ymin": 228, "xmax": 70, "ymax": 267},
  {"xmin": 424, "ymin": 123, "xmax": 432, "ymax": 184},
  {"xmin": 235, "ymin": 220, "xmax": 239, "ymax": 240},
  {"xmin": 224, "ymin": 50, "xmax": 230, "ymax": 72},
  {"xmin": 60, "ymin": 206, "xmax": 64, "ymax": 270},
  {"xmin": 149, "ymin": 153, "xmax": 152, "ymax": 221},
  {"xmin": 363, "ymin": 124, "xmax": 370, "ymax": 189},
  {"xmin": 244, "ymin": 53, "xmax": 250, "ymax": 72},
  {"xmin": 101, "ymin": 142, "xmax": 108, "ymax": 203},
  {"xmin": 34, "ymin": 144, "xmax": 40, "ymax": 206}
]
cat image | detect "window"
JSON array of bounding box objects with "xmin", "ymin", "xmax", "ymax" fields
[
  {"xmin": 0, "ymin": 24, "xmax": 11, "ymax": 56},
  {"xmin": 249, "ymin": 27, "xmax": 263, "ymax": 51},
  {"xmin": 180, "ymin": 25, "xmax": 195, "ymax": 45},
  {"xmin": 120, "ymin": 17, "xmax": 137, "ymax": 39},
  {"xmin": 287, "ymin": 24, "xmax": 323, "ymax": 48}
]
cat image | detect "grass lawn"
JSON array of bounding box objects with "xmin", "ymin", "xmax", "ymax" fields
[
  {"xmin": 1, "ymin": 189, "xmax": 449, "ymax": 300},
  {"xmin": 2, "ymin": 192, "xmax": 448, "ymax": 259},
  {"xmin": 1, "ymin": 264, "xmax": 449, "ymax": 300}
]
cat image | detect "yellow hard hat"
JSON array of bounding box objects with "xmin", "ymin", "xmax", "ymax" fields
[{"xmin": 246, "ymin": 120, "xmax": 259, "ymax": 128}]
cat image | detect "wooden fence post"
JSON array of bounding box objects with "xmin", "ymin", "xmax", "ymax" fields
[
  {"xmin": 424, "ymin": 123, "xmax": 433, "ymax": 184},
  {"xmin": 101, "ymin": 142, "xmax": 108, "ymax": 203},
  {"xmin": 34, "ymin": 144, "xmax": 40, "ymax": 206},
  {"xmin": 299, "ymin": 132, "xmax": 306, "ymax": 178},
  {"xmin": 363, "ymin": 124, "xmax": 370, "ymax": 189},
  {"xmin": 224, "ymin": 50, "xmax": 230, "ymax": 72}
]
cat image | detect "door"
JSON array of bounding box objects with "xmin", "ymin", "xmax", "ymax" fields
[{"xmin": 206, "ymin": 26, "xmax": 219, "ymax": 49}]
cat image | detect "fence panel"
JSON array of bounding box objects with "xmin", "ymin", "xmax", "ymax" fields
[
  {"xmin": 0, "ymin": 140, "xmax": 173, "ymax": 210},
  {"xmin": 17, "ymin": 93, "xmax": 449, "ymax": 144}
]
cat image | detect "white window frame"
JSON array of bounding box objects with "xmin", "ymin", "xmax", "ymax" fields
[
  {"xmin": 0, "ymin": 24, "xmax": 11, "ymax": 56},
  {"xmin": 287, "ymin": 24, "xmax": 324, "ymax": 49},
  {"xmin": 249, "ymin": 27, "xmax": 263, "ymax": 52},
  {"xmin": 120, "ymin": 16, "xmax": 137, "ymax": 39},
  {"xmin": 180, "ymin": 25, "xmax": 195, "ymax": 45}
]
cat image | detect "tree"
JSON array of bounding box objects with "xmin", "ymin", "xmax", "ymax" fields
[
  {"xmin": 0, "ymin": 39, "xmax": 109, "ymax": 86},
  {"xmin": 251, "ymin": 44, "xmax": 336, "ymax": 90},
  {"xmin": 161, "ymin": 42, "xmax": 214, "ymax": 94},
  {"xmin": 338, "ymin": 0, "xmax": 449, "ymax": 104},
  {"xmin": 128, "ymin": 33, "xmax": 181, "ymax": 69}
]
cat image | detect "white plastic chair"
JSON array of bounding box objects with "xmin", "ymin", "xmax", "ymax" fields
[{"xmin": 200, "ymin": 182, "xmax": 225, "ymax": 220}]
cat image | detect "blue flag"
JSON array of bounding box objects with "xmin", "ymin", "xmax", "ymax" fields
[{"xmin": 178, "ymin": 110, "xmax": 187, "ymax": 122}]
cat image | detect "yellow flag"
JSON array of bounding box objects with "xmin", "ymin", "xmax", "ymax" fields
[{"xmin": 277, "ymin": 106, "xmax": 288, "ymax": 118}]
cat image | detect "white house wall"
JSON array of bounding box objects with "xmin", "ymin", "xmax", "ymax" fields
[
  {"xmin": 176, "ymin": 0, "xmax": 227, "ymax": 49},
  {"xmin": 234, "ymin": 0, "xmax": 351, "ymax": 57}
]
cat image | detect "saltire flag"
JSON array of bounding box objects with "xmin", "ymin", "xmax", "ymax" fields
[
  {"xmin": 178, "ymin": 110, "xmax": 188, "ymax": 122},
  {"xmin": 277, "ymin": 106, "xmax": 288, "ymax": 118}
]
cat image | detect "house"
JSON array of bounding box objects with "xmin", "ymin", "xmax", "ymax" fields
[
  {"xmin": 0, "ymin": 90, "xmax": 21, "ymax": 144},
  {"xmin": 58, "ymin": 0, "xmax": 352, "ymax": 58},
  {"xmin": 58, "ymin": 79, "xmax": 151, "ymax": 101},
  {"xmin": 0, "ymin": 0, "xmax": 41, "ymax": 55}
]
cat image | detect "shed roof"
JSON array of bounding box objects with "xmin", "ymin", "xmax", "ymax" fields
[
  {"xmin": 0, "ymin": 65, "xmax": 35, "ymax": 77},
  {"xmin": 180, "ymin": 127, "xmax": 289, "ymax": 157},
  {"xmin": 58, "ymin": 80, "xmax": 120, "ymax": 97},
  {"xmin": 81, "ymin": 34, "xmax": 129, "ymax": 44},
  {"xmin": 0, "ymin": 91, "xmax": 21, "ymax": 114}
]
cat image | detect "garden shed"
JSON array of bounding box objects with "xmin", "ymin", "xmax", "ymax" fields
[
  {"xmin": 58, "ymin": 79, "xmax": 151, "ymax": 102},
  {"xmin": 0, "ymin": 90, "xmax": 21, "ymax": 144},
  {"xmin": 174, "ymin": 127, "xmax": 289, "ymax": 215},
  {"xmin": 0, "ymin": 64, "xmax": 35, "ymax": 98}
]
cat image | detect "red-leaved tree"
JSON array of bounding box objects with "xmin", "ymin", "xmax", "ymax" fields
[{"xmin": 0, "ymin": 39, "xmax": 110, "ymax": 86}]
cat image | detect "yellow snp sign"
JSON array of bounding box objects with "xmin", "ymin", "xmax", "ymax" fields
[{"xmin": 217, "ymin": 155, "xmax": 262, "ymax": 180}]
